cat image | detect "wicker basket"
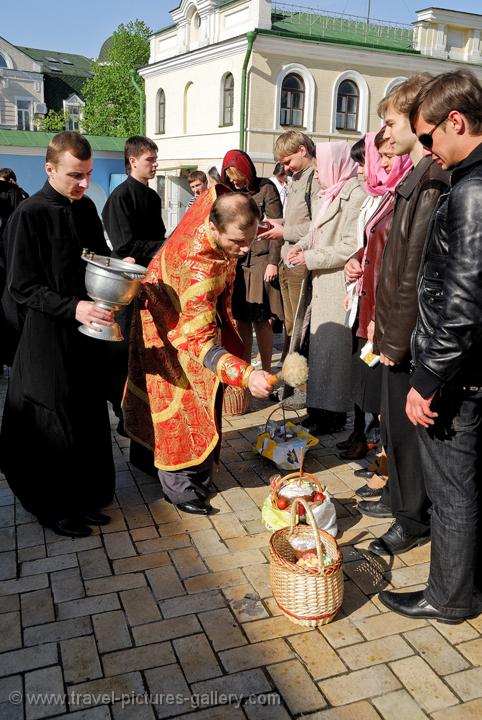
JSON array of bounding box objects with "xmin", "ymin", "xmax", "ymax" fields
[
  {"xmin": 269, "ymin": 470, "xmax": 325, "ymax": 512},
  {"xmin": 269, "ymin": 497, "xmax": 344, "ymax": 627},
  {"xmin": 222, "ymin": 385, "xmax": 250, "ymax": 416}
]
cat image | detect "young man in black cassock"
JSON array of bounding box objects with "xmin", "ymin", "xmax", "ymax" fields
[
  {"xmin": 0, "ymin": 132, "xmax": 116, "ymax": 538},
  {"xmin": 102, "ymin": 136, "xmax": 166, "ymax": 470}
]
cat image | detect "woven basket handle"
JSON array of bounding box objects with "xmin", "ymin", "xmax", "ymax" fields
[
  {"xmin": 271, "ymin": 471, "xmax": 325, "ymax": 504},
  {"xmin": 288, "ymin": 497, "xmax": 325, "ymax": 569},
  {"xmin": 263, "ymin": 405, "xmax": 301, "ymax": 435}
]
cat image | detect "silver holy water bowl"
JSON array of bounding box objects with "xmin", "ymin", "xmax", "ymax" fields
[{"xmin": 79, "ymin": 250, "xmax": 148, "ymax": 342}]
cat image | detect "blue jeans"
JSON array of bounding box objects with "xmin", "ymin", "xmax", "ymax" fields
[{"xmin": 417, "ymin": 387, "xmax": 482, "ymax": 618}]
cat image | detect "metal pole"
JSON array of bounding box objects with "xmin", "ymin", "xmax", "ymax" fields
[{"xmin": 129, "ymin": 68, "xmax": 145, "ymax": 135}]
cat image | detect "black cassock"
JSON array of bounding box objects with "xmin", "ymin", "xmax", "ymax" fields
[
  {"xmin": 101, "ymin": 174, "xmax": 165, "ymax": 267},
  {"xmin": 0, "ymin": 182, "xmax": 115, "ymax": 523}
]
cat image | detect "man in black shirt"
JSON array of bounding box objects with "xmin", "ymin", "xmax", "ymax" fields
[
  {"xmin": 0, "ymin": 132, "xmax": 116, "ymax": 537},
  {"xmin": 102, "ymin": 136, "xmax": 166, "ymax": 267}
]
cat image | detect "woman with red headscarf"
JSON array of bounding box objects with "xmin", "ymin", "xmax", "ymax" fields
[
  {"xmin": 221, "ymin": 150, "xmax": 283, "ymax": 378},
  {"xmin": 286, "ymin": 142, "xmax": 367, "ymax": 435}
]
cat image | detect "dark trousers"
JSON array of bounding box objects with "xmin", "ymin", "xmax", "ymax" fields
[
  {"xmin": 380, "ymin": 363, "xmax": 430, "ymax": 536},
  {"xmin": 157, "ymin": 452, "xmax": 214, "ymax": 504},
  {"xmin": 354, "ymin": 404, "xmax": 380, "ymax": 444},
  {"xmin": 418, "ymin": 389, "xmax": 482, "ymax": 618}
]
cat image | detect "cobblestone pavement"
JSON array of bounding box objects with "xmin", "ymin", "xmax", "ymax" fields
[{"xmin": 0, "ymin": 370, "xmax": 481, "ymax": 720}]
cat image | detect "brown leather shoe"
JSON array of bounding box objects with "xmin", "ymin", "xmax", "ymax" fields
[{"xmin": 339, "ymin": 440, "xmax": 369, "ymax": 460}]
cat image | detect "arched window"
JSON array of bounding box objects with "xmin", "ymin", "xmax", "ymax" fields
[
  {"xmin": 183, "ymin": 82, "xmax": 193, "ymax": 134},
  {"xmin": 157, "ymin": 89, "xmax": 166, "ymax": 134},
  {"xmin": 222, "ymin": 73, "xmax": 234, "ymax": 126},
  {"xmin": 280, "ymin": 74, "xmax": 305, "ymax": 127},
  {"xmin": 336, "ymin": 80, "xmax": 359, "ymax": 131},
  {"xmin": 0, "ymin": 53, "xmax": 7, "ymax": 69}
]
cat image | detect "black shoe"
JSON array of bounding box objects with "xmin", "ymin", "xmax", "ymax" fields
[
  {"xmin": 336, "ymin": 431, "xmax": 359, "ymax": 450},
  {"xmin": 356, "ymin": 484, "xmax": 383, "ymax": 499},
  {"xmin": 176, "ymin": 498, "xmax": 214, "ymax": 515},
  {"xmin": 43, "ymin": 518, "xmax": 92, "ymax": 538},
  {"xmin": 82, "ymin": 510, "xmax": 111, "ymax": 526},
  {"xmin": 339, "ymin": 441, "xmax": 369, "ymax": 460},
  {"xmin": 368, "ymin": 521, "xmax": 430, "ymax": 556},
  {"xmin": 379, "ymin": 590, "xmax": 469, "ymax": 624},
  {"xmin": 354, "ymin": 467, "xmax": 375, "ymax": 479},
  {"xmin": 358, "ymin": 499, "xmax": 392, "ymax": 518}
]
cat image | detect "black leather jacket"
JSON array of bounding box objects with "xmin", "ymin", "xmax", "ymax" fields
[{"xmin": 410, "ymin": 142, "xmax": 482, "ymax": 398}]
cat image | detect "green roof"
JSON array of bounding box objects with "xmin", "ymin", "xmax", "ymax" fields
[
  {"xmin": 270, "ymin": 6, "xmax": 417, "ymax": 53},
  {"xmin": 18, "ymin": 46, "xmax": 93, "ymax": 76},
  {"xmin": 0, "ymin": 129, "xmax": 126, "ymax": 152}
]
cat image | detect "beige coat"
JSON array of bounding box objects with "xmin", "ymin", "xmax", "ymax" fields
[{"xmin": 291, "ymin": 176, "xmax": 367, "ymax": 412}]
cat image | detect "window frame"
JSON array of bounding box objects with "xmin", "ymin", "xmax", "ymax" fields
[
  {"xmin": 157, "ymin": 88, "xmax": 166, "ymax": 135},
  {"xmin": 280, "ymin": 73, "xmax": 305, "ymax": 128},
  {"xmin": 221, "ymin": 72, "xmax": 234, "ymax": 127},
  {"xmin": 335, "ymin": 80, "xmax": 359, "ymax": 132}
]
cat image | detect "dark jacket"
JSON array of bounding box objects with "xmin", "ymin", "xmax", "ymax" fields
[
  {"xmin": 411, "ymin": 142, "xmax": 482, "ymax": 397},
  {"xmin": 374, "ymin": 157, "xmax": 449, "ymax": 363}
]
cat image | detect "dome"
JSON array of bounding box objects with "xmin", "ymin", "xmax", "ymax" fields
[{"xmin": 98, "ymin": 35, "xmax": 113, "ymax": 61}]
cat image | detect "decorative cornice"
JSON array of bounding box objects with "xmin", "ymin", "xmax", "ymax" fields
[{"xmin": 140, "ymin": 34, "xmax": 247, "ymax": 77}]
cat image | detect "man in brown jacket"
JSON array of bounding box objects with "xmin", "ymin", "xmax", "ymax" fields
[{"xmin": 359, "ymin": 75, "xmax": 449, "ymax": 557}]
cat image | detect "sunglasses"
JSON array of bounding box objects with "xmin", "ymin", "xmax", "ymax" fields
[{"xmin": 417, "ymin": 116, "xmax": 449, "ymax": 150}]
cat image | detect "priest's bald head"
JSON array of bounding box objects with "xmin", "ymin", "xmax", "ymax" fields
[
  {"xmin": 209, "ymin": 192, "xmax": 259, "ymax": 259},
  {"xmin": 45, "ymin": 131, "xmax": 93, "ymax": 201}
]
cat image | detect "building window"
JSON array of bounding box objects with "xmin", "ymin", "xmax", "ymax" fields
[
  {"xmin": 336, "ymin": 80, "xmax": 359, "ymax": 131},
  {"xmin": 65, "ymin": 104, "xmax": 81, "ymax": 131},
  {"xmin": 222, "ymin": 73, "xmax": 234, "ymax": 126},
  {"xmin": 17, "ymin": 99, "xmax": 31, "ymax": 130},
  {"xmin": 157, "ymin": 89, "xmax": 166, "ymax": 134},
  {"xmin": 280, "ymin": 74, "xmax": 305, "ymax": 127}
]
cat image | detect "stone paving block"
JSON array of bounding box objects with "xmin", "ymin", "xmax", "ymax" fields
[
  {"xmin": 307, "ymin": 700, "xmax": 386, "ymax": 719},
  {"xmin": 136, "ymin": 535, "xmax": 190, "ymax": 555},
  {"xmin": 198, "ymin": 608, "xmax": 247, "ymax": 651},
  {"xmin": 225, "ymin": 534, "xmax": 271, "ymax": 553},
  {"xmin": 244, "ymin": 698, "xmax": 291, "ymax": 720},
  {"xmin": 242, "ymin": 564, "xmax": 271, "ymax": 599},
  {"xmin": 170, "ymin": 547, "xmax": 208, "ymax": 579},
  {"xmin": 51, "ymin": 569, "xmax": 84, "ymax": 603},
  {"xmin": 148, "ymin": 500, "xmax": 180, "ymax": 526},
  {"xmin": 102, "ymin": 642, "xmax": 175, "ymax": 676},
  {"xmin": 68, "ymin": 672, "xmax": 144, "ymax": 708},
  {"xmin": 47, "ymin": 536, "xmax": 101, "ymax": 558},
  {"xmin": 338, "ymin": 634, "xmax": 414, "ymax": 670},
  {"xmin": 113, "ymin": 551, "xmax": 170, "ymax": 575},
  {"xmin": 99, "ymin": 508, "xmax": 127, "ymax": 534},
  {"xmin": 53, "ymin": 709, "xmax": 111, "ymax": 720},
  {"xmin": 219, "ymin": 639, "xmax": 293, "ymax": 673},
  {"xmin": 343, "ymin": 556, "xmax": 388, "ymax": 595},
  {"xmin": 0, "ymin": 528, "xmax": 15, "ymax": 552},
  {"xmin": 389, "ymin": 563, "xmax": 430, "ymax": 588},
  {"xmin": 432, "ymin": 699, "xmax": 482, "ymax": 720},
  {"xmin": 146, "ymin": 565, "xmax": 185, "ymax": 601},
  {"xmin": 20, "ymin": 553, "xmax": 78, "ymax": 577},
  {"xmin": 85, "ymin": 573, "xmax": 146, "ymax": 596},
  {"xmin": 267, "ymin": 659, "xmax": 327, "ymax": 714},
  {"xmin": 389, "ymin": 656, "xmax": 458, "ymax": 713},
  {"xmin": 320, "ymin": 617, "xmax": 365, "ymax": 648},
  {"xmin": 211, "ymin": 513, "xmax": 246, "ymax": 540},
  {"xmin": 0, "ymin": 674, "xmax": 22, "ymax": 704},
  {"xmin": 0, "ymin": 507, "xmax": 13, "ymax": 528},
  {"xmin": 354, "ymin": 613, "xmax": 427, "ymax": 640},
  {"xmin": 116, "ymin": 489, "xmax": 144, "ymax": 509},
  {"xmin": 21, "ymin": 589, "xmax": 55, "ymax": 627},
  {"xmin": 289, "ymin": 630, "xmax": 346, "ymax": 679},
  {"xmin": 57, "ymin": 593, "xmax": 120, "ymax": 620},
  {"xmin": 92, "ymin": 611, "xmax": 132, "ymax": 654},
  {"xmin": 0, "ymin": 610, "xmax": 21, "ymax": 652},
  {"xmin": 444, "ymin": 667, "xmax": 482, "ymax": 702},
  {"xmin": 429, "ymin": 620, "xmax": 479, "ymax": 644},
  {"xmin": 190, "ymin": 529, "xmax": 228, "ymax": 558},
  {"xmin": 24, "ymin": 617, "xmax": 92, "ymax": 646},
  {"xmin": 0, "ymin": 595, "xmax": 19, "ymax": 614},
  {"xmin": 244, "ymin": 616, "xmax": 312, "ymax": 643},
  {"xmin": 457, "ymin": 638, "xmax": 482, "ymax": 666},
  {"xmin": 174, "ymin": 633, "xmax": 222, "ymax": 682},
  {"xmin": 0, "ymin": 643, "xmax": 57, "ymax": 677},
  {"xmin": 403, "ymin": 626, "xmax": 469, "ymax": 675},
  {"xmin": 18, "ymin": 546, "xmax": 46, "ymax": 563},
  {"xmin": 372, "ymin": 689, "xmax": 428, "ymax": 719},
  {"xmin": 224, "ymin": 586, "xmax": 269, "ymax": 623},
  {"xmin": 0, "ymin": 574, "xmax": 49, "ymax": 595},
  {"xmin": 133, "ymin": 615, "xmax": 202, "ymax": 646},
  {"xmin": 24, "ymin": 665, "xmax": 65, "ymax": 720},
  {"xmin": 112, "ymin": 703, "xmax": 156, "ymax": 720},
  {"xmin": 184, "ymin": 569, "xmax": 245, "ymax": 595},
  {"xmin": 206, "ymin": 549, "xmax": 266, "ymax": 572},
  {"xmin": 175, "ymin": 709, "xmax": 246, "ymax": 720},
  {"xmin": 319, "ymin": 664, "xmax": 401, "ymax": 706},
  {"xmin": 159, "ymin": 590, "xmax": 225, "ymax": 618},
  {"xmin": 145, "ymin": 663, "xmax": 193, "ymax": 717},
  {"xmin": 130, "ymin": 527, "xmax": 159, "ymax": 543},
  {"xmin": 103, "ymin": 532, "xmax": 136, "ymax": 560},
  {"xmin": 190, "ymin": 668, "xmax": 272, "ymax": 702},
  {"xmin": 16, "ymin": 523, "xmax": 44, "ymax": 550},
  {"xmin": 77, "ymin": 549, "xmax": 111, "ymax": 580},
  {"xmin": 61, "ymin": 636, "xmax": 102, "ymax": 684},
  {"xmin": 0, "ymin": 551, "xmax": 16, "ymax": 581},
  {"xmin": 123, "ymin": 504, "xmax": 155, "ymax": 529},
  {"xmin": 120, "ymin": 586, "xmax": 161, "ymax": 626}
]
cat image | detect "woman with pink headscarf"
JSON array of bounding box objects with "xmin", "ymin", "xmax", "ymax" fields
[{"xmin": 286, "ymin": 141, "xmax": 367, "ymax": 435}]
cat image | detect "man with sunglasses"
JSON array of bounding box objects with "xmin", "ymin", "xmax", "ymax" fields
[
  {"xmin": 380, "ymin": 70, "xmax": 482, "ymax": 623},
  {"xmin": 358, "ymin": 75, "xmax": 449, "ymax": 559}
]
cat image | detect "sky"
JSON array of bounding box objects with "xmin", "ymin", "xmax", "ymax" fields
[{"xmin": 1, "ymin": 0, "xmax": 482, "ymax": 58}]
